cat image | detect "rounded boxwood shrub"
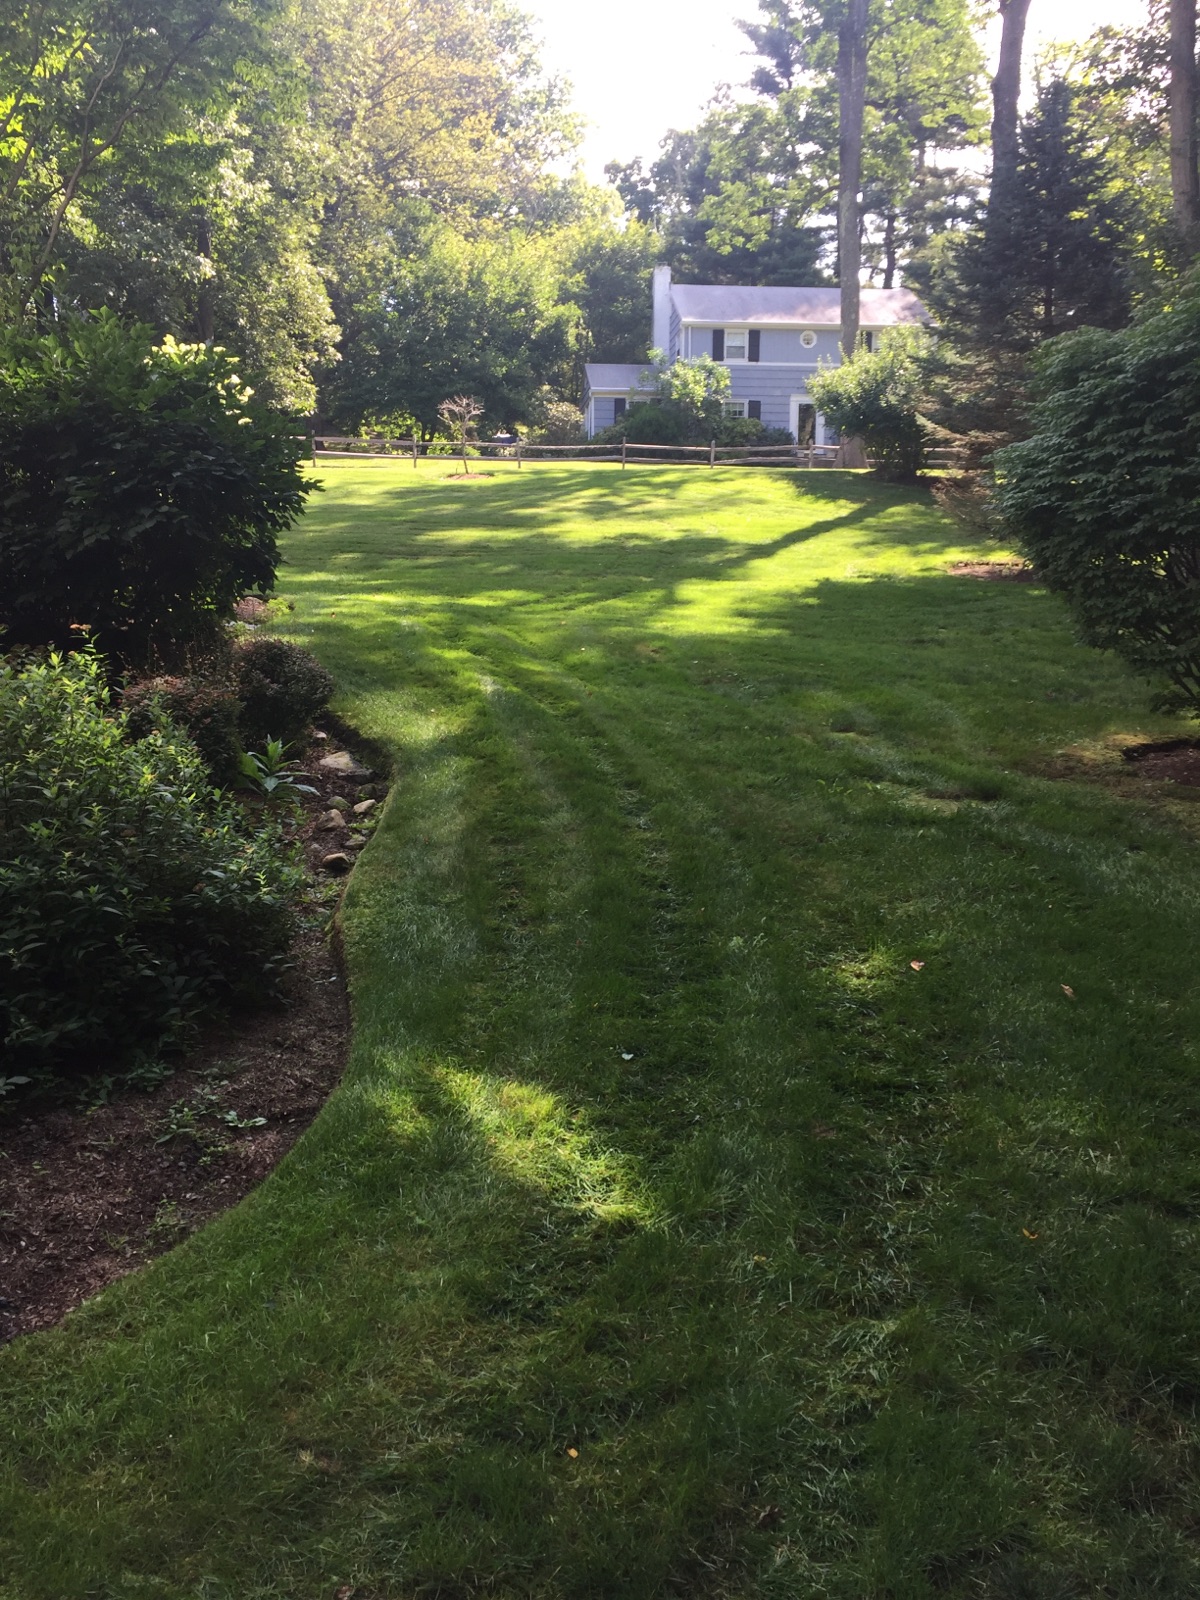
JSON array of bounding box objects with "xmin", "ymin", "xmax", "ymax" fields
[
  {"xmin": 122, "ymin": 670, "xmax": 243, "ymax": 783},
  {"xmin": 0, "ymin": 648, "xmax": 302, "ymax": 1083},
  {"xmin": 233, "ymin": 636, "xmax": 335, "ymax": 750}
]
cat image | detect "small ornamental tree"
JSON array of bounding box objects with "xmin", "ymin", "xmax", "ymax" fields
[
  {"xmin": 438, "ymin": 393, "xmax": 484, "ymax": 473},
  {"xmin": 0, "ymin": 312, "xmax": 312, "ymax": 668},
  {"xmin": 808, "ymin": 327, "xmax": 930, "ymax": 481},
  {"xmin": 994, "ymin": 288, "xmax": 1200, "ymax": 712}
]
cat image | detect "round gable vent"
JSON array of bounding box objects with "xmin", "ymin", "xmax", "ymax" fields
[{"xmin": 801, "ymin": 331, "xmax": 817, "ymax": 349}]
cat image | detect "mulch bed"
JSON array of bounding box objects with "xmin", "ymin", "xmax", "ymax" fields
[
  {"xmin": 0, "ymin": 725, "xmax": 387, "ymax": 1345},
  {"xmin": 1123, "ymin": 739, "xmax": 1200, "ymax": 788},
  {"xmin": 947, "ymin": 561, "xmax": 1037, "ymax": 582}
]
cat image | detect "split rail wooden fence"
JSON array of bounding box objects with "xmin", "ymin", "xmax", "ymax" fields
[{"xmin": 307, "ymin": 436, "xmax": 849, "ymax": 469}]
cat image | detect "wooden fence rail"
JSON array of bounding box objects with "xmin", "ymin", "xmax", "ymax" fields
[{"xmin": 308, "ymin": 435, "xmax": 853, "ymax": 470}]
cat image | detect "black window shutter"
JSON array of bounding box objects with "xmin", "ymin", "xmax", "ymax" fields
[
  {"xmin": 748, "ymin": 330, "xmax": 760, "ymax": 363},
  {"xmin": 614, "ymin": 398, "xmax": 626, "ymax": 418},
  {"xmin": 713, "ymin": 328, "xmax": 725, "ymax": 360},
  {"xmin": 748, "ymin": 400, "xmax": 762, "ymax": 421}
]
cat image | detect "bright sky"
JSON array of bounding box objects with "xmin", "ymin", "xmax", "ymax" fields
[{"xmin": 521, "ymin": 0, "xmax": 1153, "ymax": 180}]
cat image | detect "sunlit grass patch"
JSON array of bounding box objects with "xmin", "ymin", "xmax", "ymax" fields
[{"xmin": 4, "ymin": 463, "xmax": 1200, "ymax": 1599}]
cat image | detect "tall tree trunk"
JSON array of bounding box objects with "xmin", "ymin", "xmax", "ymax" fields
[
  {"xmin": 990, "ymin": 0, "xmax": 1032, "ymax": 219},
  {"xmin": 1170, "ymin": 0, "xmax": 1200, "ymax": 251},
  {"xmin": 838, "ymin": 0, "xmax": 869, "ymax": 360},
  {"xmin": 882, "ymin": 211, "xmax": 898, "ymax": 288}
]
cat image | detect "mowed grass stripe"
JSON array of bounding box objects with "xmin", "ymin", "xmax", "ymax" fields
[{"xmin": 2, "ymin": 462, "xmax": 1200, "ymax": 1598}]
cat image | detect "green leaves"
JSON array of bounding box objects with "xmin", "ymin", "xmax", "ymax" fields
[
  {"xmin": 994, "ymin": 279, "xmax": 1200, "ymax": 710},
  {"xmin": 809, "ymin": 326, "xmax": 930, "ymax": 480},
  {"xmin": 0, "ymin": 312, "xmax": 312, "ymax": 667}
]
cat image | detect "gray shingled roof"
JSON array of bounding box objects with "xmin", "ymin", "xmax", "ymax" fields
[
  {"xmin": 670, "ymin": 285, "xmax": 928, "ymax": 326},
  {"xmin": 584, "ymin": 363, "xmax": 654, "ymax": 392}
]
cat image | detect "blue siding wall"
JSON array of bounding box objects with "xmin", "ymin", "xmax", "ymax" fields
[
  {"xmin": 724, "ymin": 366, "xmax": 821, "ymax": 436},
  {"xmin": 669, "ymin": 306, "xmax": 682, "ymax": 361},
  {"xmin": 591, "ymin": 397, "xmax": 620, "ymax": 432},
  {"xmin": 758, "ymin": 328, "xmax": 842, "ymax": 365}
]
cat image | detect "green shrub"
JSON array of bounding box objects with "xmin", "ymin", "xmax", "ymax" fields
[
  {"xmin": 233, "ymin": 636, "xmax": 335, "ymax": 749},
  {"xmin": 123, "ymin": 670, "xmax": 243, "ymax": 783},
  {"xmin": 715, "ymin": 417, "xmax": 795, "ymax": 448},
  {"xmin": 0, "ymin": 648, "xmax": 302, "ymax": 1083},
  {"xmin": 994, "ymin": 285, "xmax": 1200, "ymax": 712},
  {"xmin": 0, "ymin": 310, "xmax": 313, "ymax": 669},
  {"xmin": 809, "ymin": 327, "xmax": 930, "ymax": 481}
]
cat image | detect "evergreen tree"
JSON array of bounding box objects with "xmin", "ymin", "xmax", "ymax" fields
[{"xmin": 925, "ymin": 76, "xmax": 1135, "ymax": 460}]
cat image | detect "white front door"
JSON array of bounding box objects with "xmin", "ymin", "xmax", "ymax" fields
[{"xmin": 790, "ymin": 394, "xmax": 824, "ymax": 446}]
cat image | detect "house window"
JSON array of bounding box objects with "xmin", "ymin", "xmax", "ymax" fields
[
  {"xmin": 723, "ymin": 400, "xmax": 747, "ymax": 418},
  {"xmin": 723, "ymin": 328, "xmax": 748, "ymax": 361},
  {"xmin": 800, "ymin": 330, "xmax": 817, "ymax": 349}
]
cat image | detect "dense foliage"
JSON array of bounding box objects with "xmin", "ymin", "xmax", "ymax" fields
[
  {"xmin": 233, "ymin": 635, "xmax": 335, "ymax": 750},
  {"xmin": 809, "ymin": 328, "xmax": 929, "ymax": 479},
  {"xmin": 994, "ymin": 286, "xmax": 1200, "ymax": 711},
  {"xmin": 0, "ymin": 314, "xmax": 311, "ymax": 667},
  {"xmin": 122, "ymin": 671, "xmax": 245, "ymax": 783},
  {"xmin": 0, "ymin": 649, "xmax": 301, "ymax": 1082},
  {"xmin": 611, "ymin": 0, "xmax": 988, "ymax": 286}
]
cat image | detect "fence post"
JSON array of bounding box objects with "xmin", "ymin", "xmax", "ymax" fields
[
  {"xmin": 411, "ymin": 435, "xmax": 418, "ymax": 469},
  {"xmin": 621, "ymin": 437, "xmax": 627, "ymax": 471},
  {"xmin": 516, "ymin": 440, "xmax": 522, "ymax": 470},
  {"xmin": 310, "ymin": 430, "xmax": 316, "ymax": 467},
  {"xmin": 709, "ymin": 438, "xmax": 716, "ymax": 468}
]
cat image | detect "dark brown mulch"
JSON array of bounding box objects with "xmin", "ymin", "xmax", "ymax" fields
[
  {"xmin": 947, "ymin": 561, "xmax": 1037, "ymax": 583},
  {"xmin": 0, "ymin": 727, "xmax": 387, "ymax": 1345},
  {"xmin": 1123, "ymin": 739, "xmax": 1200, "ymax": 789}
]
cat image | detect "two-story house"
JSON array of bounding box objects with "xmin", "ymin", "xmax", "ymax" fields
[{"xmin": 583, "ymin": 266, "xmax": 929, "ymax": 443}]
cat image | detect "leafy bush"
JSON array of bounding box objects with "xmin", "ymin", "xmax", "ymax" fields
[
  {"xmin": 715, "ymin": 417, "xmax": 795, "ymax": 448},
  {"xmin": 233, "ymin": 636, "xmax": 335, "ymax": 749},
  {"xmin": 0, "ymin": 648, "xmax": 302, "ymax": 1082},
  {"xmin": 123, "ymin": 669, "xmax": 243, "ymax": 782},
  {"xmin": 526, "ymin": 389, "xmax": 585, "ymax": 445},
  {"xmin": 994, "ymin": 287, "xmax": 1200, "ymax": 712},
  {"xmin": 0, "ymin": 311, "xmax": 313, "ymax": 668},
  {"xmin": 809, "ymin": 327, "xmax": 930, "ymax": 481}
]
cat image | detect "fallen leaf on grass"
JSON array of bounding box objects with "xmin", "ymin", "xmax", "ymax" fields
[
  {"xmin": 1022, "ymin": 1228, "xmax": 1040, "ymax": 1240},
  {"xmin": 910, "ymin": 960, "xmax": 925, "ymax": 971},
  {"xmin": 1061, "ymin": 984, "xmax": 1075, "ymax": 999},
  {"xmin": 567, "ymin": 1447, "xmax": 579, "ymax": 1459},
  {"xmin": 755, "ymin": 1505, "xmax": 784, "ymax": 1529}
]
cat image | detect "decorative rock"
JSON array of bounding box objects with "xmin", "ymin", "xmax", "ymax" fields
[
  {"xmin": 318, "ymin": 751, "xmax": 372, "ymax": 780},
  {"xmin": 345, "ymin": 835, "xmax": 366, "ymax": 851},
  {"xmin": 321, "ymin": 852, "xmax": 352, "ymax": 874},
  {"xmin": 326, "ymin": 795, "xmax": 353, "ymax": 812},
  {"xmin": 315, "ymin": 809, "xmax": 345, "ymax": 831},
  {"xmin": 313, "ymin": 731, "xmax": 328, "ymax": 741},
  {"xmin": 353, "ymin": 799, "xmax": 377, "ymax": 817}
]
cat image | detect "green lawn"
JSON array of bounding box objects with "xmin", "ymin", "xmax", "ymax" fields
[{"xmin": 5, "ymin": 461, "xmax": 1200, "ymax": 1599}]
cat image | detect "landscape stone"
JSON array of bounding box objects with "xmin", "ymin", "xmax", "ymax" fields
[
  {"xmin": 321, "ymin": 852, "xmax": 352, "ymax": 874},
  {"xmin": 326, "ymin": 795, "xmax": 352, "ymax": 811},
  {"xmin": 318, "ymin": 750, "xmax": 372, "ymax": 780},
  {"xmin": 353, "ymin": 799, "xmax": 377, "ymax": 816},
  {"xmin": 315, "ymin": 809, "xmax": 345, "ymax": 831}
]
